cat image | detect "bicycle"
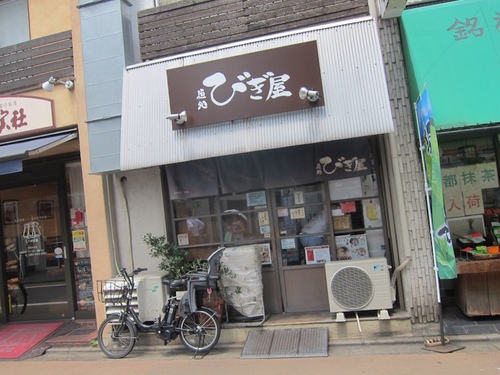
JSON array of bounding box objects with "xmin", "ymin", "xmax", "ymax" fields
[
  {"xmin": 96, "ymin": 247, "xmax": 224, "ymax": 359},
  {"xmin": 7, "ymin": 277, "xmax": 27, "ymax": 315}
]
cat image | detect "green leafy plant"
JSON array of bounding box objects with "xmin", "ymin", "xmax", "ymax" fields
[
  {"xmin": 144, "ymin": 233, "xmax": 192, "ymax": 280},
  {"xmin": 144, "ymin": 233, "xmax": 209, "ymax": 280},
  {"xmin": 90, "ymin": 338, "xmax": 98, "ymax": 347}
]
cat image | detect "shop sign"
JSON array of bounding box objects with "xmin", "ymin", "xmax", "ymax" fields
[
  {"xmin": 166, "ymin": 41, "xmax": 324, "ymax": 130},
  {"xmin": 0, "ymin": 96, "xmax": 55, "ymax": 140},
  {"xmin": 74, "ymin": 257, "xmax": 95, "ymax": 311}
]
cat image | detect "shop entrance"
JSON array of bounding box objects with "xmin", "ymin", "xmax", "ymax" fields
[
  {"xmin": 271, "ymin": 182, "xmax": 332, "ymax": 313},
  {"xmin": 2, "ymin": 181, "xmax": 73, "ymax": 321}
]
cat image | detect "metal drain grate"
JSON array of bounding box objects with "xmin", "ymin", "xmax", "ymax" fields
[{"xmin": 241, "ymin": 327, "xmax": 328, "ymax": 359}]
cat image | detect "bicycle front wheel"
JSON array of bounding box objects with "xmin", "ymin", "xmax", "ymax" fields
[
  {"xmin": 179, "ymin": 307, "xmax": 221, "ymax": 353},
  {"xmin": 98, "ymin": 315, "xmax": 136, "ymax": 358}
]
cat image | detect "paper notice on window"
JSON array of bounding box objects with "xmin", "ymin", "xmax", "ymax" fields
[
  {"xmin": 462, "ymin": 187, "xmax": 484, "ymax": 216},
  {"xmin": 281, "ymin": 238, "xmax": 296, "ymax": 249},
  {"xmin": 177, "ymin": 233, "xmax": 189, "ymax": 246},
  {"xmin": 258, "ymin": 211, "xmax": 269, "ymax": 226},
  {"xmin": 290, "ymin": 207, "xmax": 305, "ymax": 220},
  {"xmin": 328, "ymin": 177, "xmax": 362, "ymax": 201},
  {"xmin": 294, "ymin": 191, "xmax": 304, "ymax": 205},
  {"xmin": 72, "ymin": 229, "xmax": 87, "ymax": 252},
  {"xmin": 278, "ymin": 208, "xmax": 289, "ymax": 217},
  {"xmin": 362, "ymin": 198, "xmax": 382, "ymax": 228}
]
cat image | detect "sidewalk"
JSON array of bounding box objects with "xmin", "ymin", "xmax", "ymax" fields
[{"xmin": 43, "ymin": 297, "xmax": 500, "ymax": 354}]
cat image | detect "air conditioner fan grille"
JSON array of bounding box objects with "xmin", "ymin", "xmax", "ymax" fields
[{"xmin": 330, "ymin": 266, "xmax": 374, "ymax": 310}]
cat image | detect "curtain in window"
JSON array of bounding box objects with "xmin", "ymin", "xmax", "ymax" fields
[
  {"xmin": 167, "ymin": 139, "xmax": 372, "ymax": 198},
  {"xmin": 166, "ymin": 158, "xmax": 219, "ymax": 199}
]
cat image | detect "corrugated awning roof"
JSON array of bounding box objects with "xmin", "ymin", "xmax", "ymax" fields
[{"xmin": 120, "ymin": 18, "xmax": 394, "ymax": 172}]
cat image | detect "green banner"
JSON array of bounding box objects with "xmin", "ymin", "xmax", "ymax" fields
[{"xmin": 417, "ymin": 89, "xmax": 457, "ymax": 279}]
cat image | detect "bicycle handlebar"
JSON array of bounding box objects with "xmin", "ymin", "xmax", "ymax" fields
[
  {"xmin": 133, "ymin": 267, "xmax": 148, "ymax": 275},
  {"xmin": 119, "ymin": 267, "xmax": 148, "ymax": 288}
]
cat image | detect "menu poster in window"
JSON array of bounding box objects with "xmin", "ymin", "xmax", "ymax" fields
[
  {"xmin": 349, "ymin": 234, "xmax": 368, "ymax": 259},
  {"xmin": 305, "ymin": 245, "xmax": 331, "ymax": 265},
  {"xmin": 256, "ymin": 243, "xmax": 272, "ymax": 265},
  {"xmin": 335, "ymin": 234, "xmax": 369, "ymax": 260},
  {"xmin": 333, "ymin": 215, "xmax": 351, "ymax": 230},
  {"xmin": 72, "ymin": 229, "xmax": 87, "ymax": 252},
  {"xmin": 335, "ymin": 235, "xmax": 351, "ymax": 260},
  {"xmin": 74, "ymin": 257, "xmax": 95, "ymax": 311}
]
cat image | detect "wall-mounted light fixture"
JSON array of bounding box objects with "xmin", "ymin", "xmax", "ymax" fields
[
  {"xmin": 42, "ymin": 77, "xmax": 74, "ymax": 92},
  {"xmin": 299, "ymin": 87, "xmax": 320, "ymax": 103},
  {"xmin": 167, "ymin": 110, "xmax": 187, "ymax": 125}
]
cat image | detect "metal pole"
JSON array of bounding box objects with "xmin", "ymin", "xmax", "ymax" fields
[{"xmin": 414, "ymin": 101, "xmax": 444, "ymax": 344}]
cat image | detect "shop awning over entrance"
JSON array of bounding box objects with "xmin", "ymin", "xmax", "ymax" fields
[
  {"xmin": 401, "ymin": 0, "xmax": 500, "ymax": 130},
  {"xmin": 0, "ymin": 132, "xmax": 77, "ymax": 175},
  {"xmin": 120, "ymin": 18, "xmax": 394, "ymax": 171}
]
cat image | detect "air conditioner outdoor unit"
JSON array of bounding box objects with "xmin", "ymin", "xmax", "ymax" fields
[{"xmin": 325, "ymin": 258, "xmax": 393, "ymax": 320}]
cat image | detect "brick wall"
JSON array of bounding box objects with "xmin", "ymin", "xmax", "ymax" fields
[
  {"xmin": 138, "ymin": 0, "xmax": 369, "ymax": 61},
  {"xmin": 378, "ymin": 18, "xmax": 438, "ymax": 324}
]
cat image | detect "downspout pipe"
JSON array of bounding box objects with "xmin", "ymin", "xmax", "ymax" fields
[
  {"xmin": 120, "ymin": 176, "xmax": 134, "ymax": 271},
  {"xmin": 387, "ymin": 132, "xmax": 413, "ymax": 311}
]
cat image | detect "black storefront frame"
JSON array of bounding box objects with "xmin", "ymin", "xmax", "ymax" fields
[{"xmin": 0, "ymin": 154, "xmax": 93, "ymax": 323}]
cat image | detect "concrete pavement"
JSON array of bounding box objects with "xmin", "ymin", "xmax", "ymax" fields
[{"xmin": 2, "ymin": 336, "xmax": 500, "ymax": 375}]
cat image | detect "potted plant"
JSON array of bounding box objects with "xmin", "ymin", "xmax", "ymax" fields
[{"xmin": 143, "ymin": 233, "xmax": 193, "ymax": 280}]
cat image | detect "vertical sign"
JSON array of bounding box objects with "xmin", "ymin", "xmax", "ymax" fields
[{"xmin": 416, "ymin": 88, "xmax": 457, "ymax": 279}]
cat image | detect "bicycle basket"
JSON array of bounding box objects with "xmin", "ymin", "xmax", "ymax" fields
[{"xmin": 97, "ymin": 280, "xmax": 129, "ymax": 306}]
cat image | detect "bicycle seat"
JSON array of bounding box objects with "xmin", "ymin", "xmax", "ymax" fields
[
  {"xmin": 163, "ymin": 278, "xmax": 186, "ymax": 293},
  {"xmin": 182, "ymin": 247, "xmax": 225, "ymax": 313}
]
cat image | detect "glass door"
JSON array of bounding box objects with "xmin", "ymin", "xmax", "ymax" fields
[
  {"xmin": 2, "ymin": 182, "xmax": 72, "ymax": 321},
  {"xmin": 273, "ymin": 182, "xmax": 332, "ymax": 312}
]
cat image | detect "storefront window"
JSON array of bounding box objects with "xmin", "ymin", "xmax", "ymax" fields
[
  {"xmin": 440, "ymin": 136, "xmax": 500, "ymax": 254},
  {"xmin": 220, "ymin": 191, "xmax": 270, "ymax": 244},
  {"xmin": 173, "ymin": 197, "xmax": 220, "ymax": 246},
  {"xmin": 275, "ymin": 183, "xmax": 331, "ymax": 266},
  {"xmin": 329, "ymin": 172, "xmax": 386, "ymax": 260}
]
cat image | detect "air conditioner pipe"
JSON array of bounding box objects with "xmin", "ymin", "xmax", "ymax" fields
[{"xmin": 390, "ymin": 255, "xmax": 411, "ymax": 302}]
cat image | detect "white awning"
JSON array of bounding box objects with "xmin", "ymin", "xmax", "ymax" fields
[
  {"xmin": 120, "ymin": 18, "xmax": 394, "ymax": 171},
  {"xmin": 0, "ymin": 132, "xmax": 77, "ymax": 175}
]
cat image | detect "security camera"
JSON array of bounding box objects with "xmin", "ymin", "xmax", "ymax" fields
[{"xmin": 299, "ymin": 87, "xmax": 320, "ymax": 103}]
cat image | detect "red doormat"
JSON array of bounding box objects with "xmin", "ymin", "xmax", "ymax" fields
[{"xmin": 0, "ymin": 322, "xmax": 63, "ymax": 359}]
